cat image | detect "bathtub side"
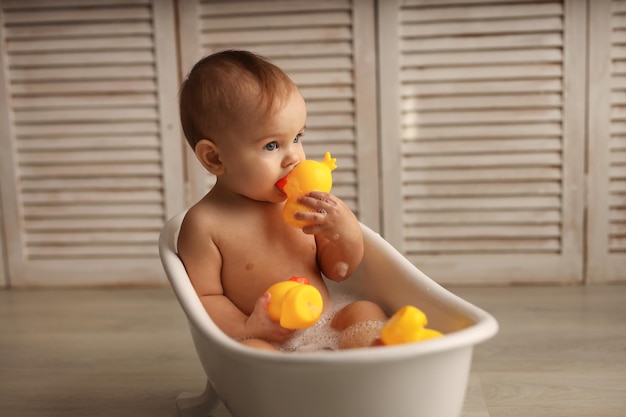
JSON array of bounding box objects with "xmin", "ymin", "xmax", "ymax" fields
[
  {"xmin": 191, "ymin": 340, "xmax": 475, "ymax": 417},
  {"xmin": 327, "ymin": 223, "xmax": 498, "ymax": 342}
]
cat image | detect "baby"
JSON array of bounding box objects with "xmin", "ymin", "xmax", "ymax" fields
[{"xmin": 177, "ymin": 50, "xmax": 387, "ymax": 351}]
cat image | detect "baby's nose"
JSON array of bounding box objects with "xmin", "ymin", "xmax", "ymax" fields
[{"xmin": 283, "ymin": 151, "xmax": 301, "ymax": 168}]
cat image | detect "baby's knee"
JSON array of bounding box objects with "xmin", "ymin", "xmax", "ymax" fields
[
  {"xmin": 239, "ymin": 338, "xmax": 279, "ymax": 351},
  {"xmin": 331, "ymin": 300, "xmax": 387, "ymax": 331}
]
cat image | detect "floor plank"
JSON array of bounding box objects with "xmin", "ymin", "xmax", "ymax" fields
[
  {"xmin": 0, "ymin": 285, "xmax": 624, "ymax": 417},
  {"xmin": 454, "ymin": 285, "xmax": 626, "ymax": 417}
]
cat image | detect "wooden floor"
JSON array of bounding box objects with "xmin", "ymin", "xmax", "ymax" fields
[{"xmin": 0, "ymin": 285, "xmax": 624, "ymax": 417}]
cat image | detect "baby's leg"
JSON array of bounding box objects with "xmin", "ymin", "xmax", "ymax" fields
[
  {"xmin": 239, "ymin": 338, "xmax": 279, "ymax": 351},
  {"xmin": 331, "ymin": 300, "xmax": 388, "ymax": 349}
]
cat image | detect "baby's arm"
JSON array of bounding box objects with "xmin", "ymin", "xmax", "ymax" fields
[
  {"xmin": 177, "ymin": 211, "xmax": 293, "ymax": 343},
  {"xmin": 295, "ymin": 191, "xmax": 364, "ymax": 281}
]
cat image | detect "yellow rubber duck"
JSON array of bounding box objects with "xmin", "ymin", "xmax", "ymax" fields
[
  {"xmin": 380, "ymin": 306, "xmax": 443, "ymax": 346},
  {"xmin": 276, "ymin": 152, "xmax": 337, "ymax": 228},
  {"xmin": 266, "ymin": 277, "xmax": 323, "ymax": 330}
]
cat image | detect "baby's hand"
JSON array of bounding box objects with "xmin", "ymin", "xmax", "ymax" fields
[
  {"xmin": 296, "ymin": 191, "xmax": 358, "ymax": 240},
  {"xmin": 295, "ymin": 191, "xmax": 364, "ymax": 281},
  {"xmin": 245, "ymin": 293, "xmax": 295, "ymax": 344}
]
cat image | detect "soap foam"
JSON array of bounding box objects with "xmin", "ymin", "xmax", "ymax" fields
[
  {"xmin": 338, "ymin": 320, "xmax": 385, "ymax": 350},
  {"xmin": 281, "ymin": 295, "xmax": 355, "ymax": 352}
]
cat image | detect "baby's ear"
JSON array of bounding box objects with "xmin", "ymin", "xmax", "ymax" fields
[{"xmin": 194, "ymin": 139, "xmax": 225, "ymax": 175}]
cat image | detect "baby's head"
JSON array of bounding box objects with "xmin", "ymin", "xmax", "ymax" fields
[{"xmin": 179, "ymin": 50, "xmax": 298, "ymax": 149}]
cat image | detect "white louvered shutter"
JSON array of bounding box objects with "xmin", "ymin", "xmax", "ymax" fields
[
  {"xmin": 177, "ymin": 0, "xmax": 380, "ymax": 228},
  {"xmin": 0, "ymin": 0, "xmax": 184, "ymax": 286},
  {"xmin": 588, "ymin": 0, "xmax": 626, "ymax": 283},
  {"xmin": 379, "ymin": 0, "xmax": 586, "ymax": 284}
]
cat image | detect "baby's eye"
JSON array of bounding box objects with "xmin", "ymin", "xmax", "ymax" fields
[
  {"xmin": 264, "ymin": 141, "xmax": 278, "ymax": 151},
  {"xmin": 294, "ymin": 133, "xmax": 302, "ymax": 143}
]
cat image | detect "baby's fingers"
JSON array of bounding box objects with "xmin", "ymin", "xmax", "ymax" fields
[{"xmin": 298, "ymin": 192, "xmax": 338, "ymax": 209}]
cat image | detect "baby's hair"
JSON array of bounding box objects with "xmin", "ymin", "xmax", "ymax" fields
[{"xmin": 179, "ymin": 49, "xmax": 297, "ymax": 148}]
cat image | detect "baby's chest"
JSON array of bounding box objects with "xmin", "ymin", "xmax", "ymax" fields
[
  {"xmin": 218, "ymin": 228, "xmax": 320, "ymax": 311},
  {"xmin": 221, "ymin": 228, "xmax": 317, "ymax": 275}
]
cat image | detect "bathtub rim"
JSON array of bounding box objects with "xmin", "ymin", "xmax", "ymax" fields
[{"xmin": 159, "ymin": 210, "xmax": 499, "ymax": 365}]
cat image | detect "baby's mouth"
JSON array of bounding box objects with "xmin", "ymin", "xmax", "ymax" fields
[{"xmin": 275, "ymin": 175, "xmax": 288, "ymax": 193}]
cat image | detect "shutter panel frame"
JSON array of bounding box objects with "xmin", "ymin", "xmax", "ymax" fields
[
  {"xmin": 378, "ymin": 0, "xmax": 586, "ymax": 284},
  {"xmin": 0, "ymin": 0, "xmax": 184, "ymax": 286}
]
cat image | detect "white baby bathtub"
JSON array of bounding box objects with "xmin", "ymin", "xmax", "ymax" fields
[{"xmin": 159, "ymin": 211, "xmax": 498, "ymax": 417}]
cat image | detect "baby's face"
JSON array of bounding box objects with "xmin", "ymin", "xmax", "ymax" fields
[{"xmin": 217, "ymin": 88, "xmax": 307, "ymax": 203}]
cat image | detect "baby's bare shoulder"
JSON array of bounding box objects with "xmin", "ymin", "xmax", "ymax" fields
[
  {"xmin": 179, "ymin": 200, "xmax": 221, "ymax": 245},
  {"xmin": 177, "ymin": 199, "xmax": 227, "ymax": 296}
]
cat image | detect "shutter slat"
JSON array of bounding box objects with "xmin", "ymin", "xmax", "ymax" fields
[
  {"xmin": 403, "ymin": 123, "xmax": 562, "ymax": 140},
  {"xmin": 9, "ymin": 51, "xmax": 155, "ymax": 66},
  {"xmin": 405, "ymin": 109, "xmax": 562, "ymax": 125},
  {"xmin": 298, "ymin": 86, "xmax": 354, "ymax": 99},
  {"xmin": 403, "ymin": 138, "xmax": 562, "ymax": 154},
  {"xmin": 27, "ymin": 245, "xmax": 158, "ymax": 260},
  {"xmin": 22, "ymin": 190, "xmax": 162, "ymax": 204},
  {"xmin": 3, "ymin": 0, "xmax": 151, "ymax": 10},
  {"xmin": 17, "ymin": 136, "xmax": 159, "ymax": 150},
  {"xmin": 10, "ymin": 65, "xmax": 156, "ymax": 82},
  {"xmin": 401, "ymin": 17, "xmax": 562, "ymax": 37},
  {"xmin": 401, "ymin": 3, "xmax": 562, "ymax": 22},
  {"xmin": 404, "ymin": 209, "xmax": 561, "ymax": 225},
  {"xmin": 12, "ymin": 94, "xmax": 156, "ymax": 109},
  {"xmin": 203, "ymin": 41, "xmax": 353, "ymax": 58},
  {"xmin": 404, "ymin": 94, "xmax": 562, "ymax": 111},
  {"xmin": 11, "ymin": 80, "xmax": 156, "ymax": 95},
  {"xmin": 7, "ymin": 36, "xmax": 153, "ymax": 53},
  {"xmin": 21, "ymin": 177, "xmax": 162, "ymax": 191},
  {"xmin": 19, "ymin": 149, "xmax": 161, "ymax": 164},
  {"xmin": 402, "ymin": 64, "xmax": 562, "ymax": 82},
  {"xmin": 403, "ymin": 48, "xmax": 562, "ymax": 67},
  {"xmin": 27, "ymin": 235, "xmax": 158, "ymax": 246},
  {"xmin": 289, "ymin": 71, "xmax": 353, "ymax": 86},
  {"xmin": 404, "ymin": 153, "xmax": 561, "ymax": 169},
  {"xmin": 202, "ymin": 27, "xmax": 352, "ymax": 46},
  {"xmin": 404, "ymin": 0, "xmax": 556, "ymax": 5},
  {"xmin": 304, "ymin": 128, "xmax": 354, "ymax": 142},
  {"xmin": 16, "ymin": 122, "xmax": 159, "ymax": 137},
  {"xmin": 403, "ymin": 79, "xmax": 563, "ymax": 96},
  {"xmin": 402, "ymin": 33, "xmax": 562, "ymax": 52},
  {"xmin": 15, "ymin": 108, "xmax": 158, "ymax": 123},
  {"xmin": 5, "ymin": 22, "xmax": 153, "ymax": 38},
  {"xmin": 405, "ymin": 239, "xmax": 561, "ymax": 254},
  {"xmin": 3, "ymin": 7, "xmax": 151, "ymax": 25},
  {"xmin": 201, "ymin": 11, "xmax": 351, "ymax": 31},
  {"xmin": 405, "ymin": 181, "xmax": 561, "ymax": 197},
  {"xmin": 26, "ymin": 218, "xmax": 163, "ymax": 231},
  {"xmin": 403, "ymin": 167, "xmax": 562, "ymax": 182},
  {"xmin": 20, "ymin": 163, "xmax": 163, "ymax": 178},
  {"xmin": 199, "ymin": 0, "xmax": 350, "ymax": 16},
  {"xmin": 404, "ymin": 196, "xmax": 561, "ymax": 210},
  {"xmin": 23, "ymin": 204, "xmax": 164, "ymax": 218},
  {"xmin": 407, "ymin": 224, "xmax": 561, "ymax": 239}
]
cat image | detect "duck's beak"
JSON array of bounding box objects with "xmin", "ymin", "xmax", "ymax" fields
[{"xmin": 275, "ymin": 175, "xmax": 288, "ymax": 192}]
